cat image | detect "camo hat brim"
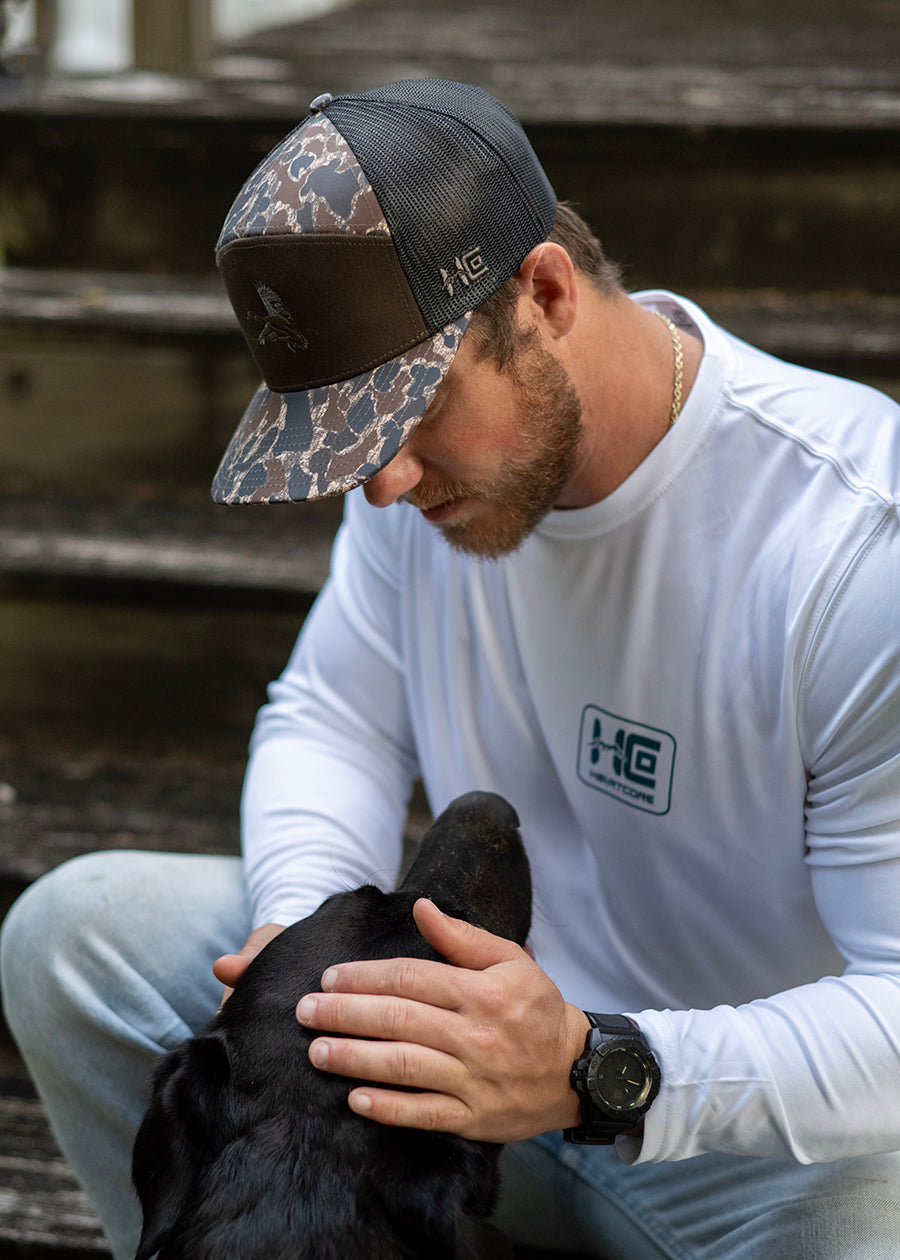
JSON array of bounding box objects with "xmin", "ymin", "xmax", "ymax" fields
[
  {"xmin": 212, "ymin": 80, "xmax": 557, "ymax": 504},
  {"xmin": 211, "ymin": 316, "xmax": 469, "ymax": 504}
]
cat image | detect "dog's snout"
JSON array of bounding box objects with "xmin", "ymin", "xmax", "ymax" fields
[{"xmin": 451, "ymin": 790, "xmax": 520, "ymax": 829}]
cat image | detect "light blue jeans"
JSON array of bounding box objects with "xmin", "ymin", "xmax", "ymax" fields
[{"xmin": 3, "ymin": 850, "xmax": 900, "ymax": 1260}]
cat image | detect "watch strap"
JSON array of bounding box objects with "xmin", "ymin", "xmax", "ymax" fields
[{"xmin": 585, "ymin": 1012, "xmax": 638, "ymax": 1036}]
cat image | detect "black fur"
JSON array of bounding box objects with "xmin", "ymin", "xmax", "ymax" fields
[{"xmin": 132, "ymin": 791, "xmax": 532, "ymax": 1259}]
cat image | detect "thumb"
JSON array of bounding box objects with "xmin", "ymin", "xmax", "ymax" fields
[
  {"xmin": 213, "ymin": 923, "xmax": 285, "ymax": 992},
  {"xmin": 413, "ymin": 897, "xmax": 522, "ymax": 971}
]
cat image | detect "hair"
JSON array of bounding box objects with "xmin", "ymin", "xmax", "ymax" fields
[{"xmin": 467, "ymin": 202, "xmax": 624, "ymax": 371}]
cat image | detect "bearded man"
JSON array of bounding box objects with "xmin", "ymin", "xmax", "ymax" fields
[{"xmin": 3, "ymin": 79, "xmax": 900, "ymax": 1260}]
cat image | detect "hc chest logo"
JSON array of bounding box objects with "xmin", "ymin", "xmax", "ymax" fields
[{"xmin": 577, "ymin": 705, "xmax": 676, "ymax": 815}]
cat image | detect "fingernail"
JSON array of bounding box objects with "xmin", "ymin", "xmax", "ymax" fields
[
  {"xmin": 297, "ymin": 995, "xmax": 317, "ymax": 1024},
  {"xmin": 309, "ymin": 1040, "xmax": 329, "ymax": 1068},
  {"xmin": 321, "ymin": 967, "xmax": 338, "ymax": 991},
  {"xmin": 351, "ymin": 1091, "xmax": 371, "ymax": 1113}
]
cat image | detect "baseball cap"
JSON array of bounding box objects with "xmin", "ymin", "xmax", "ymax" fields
[{"xmin": 211, "ymin": 78, "xmax": 557, "ymax": 504}]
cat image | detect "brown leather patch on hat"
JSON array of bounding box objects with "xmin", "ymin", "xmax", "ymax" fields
[{"xmin": 219, "ymin": 233, "xmax": 428, "ymax": 392}]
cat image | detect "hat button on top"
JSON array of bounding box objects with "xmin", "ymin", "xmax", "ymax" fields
[{"xmin": 309, "ymin": 92, "xmax": 334, "ymax": 113}]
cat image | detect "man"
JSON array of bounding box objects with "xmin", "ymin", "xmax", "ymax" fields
[{"xmin": 3, "ymin": 79, "xmax": 899, "ymax": 1259}]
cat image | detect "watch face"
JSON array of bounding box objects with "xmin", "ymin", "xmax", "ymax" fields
[{"xmin": 587, "ymin": 1045, "xmax": 653, "ymax": 1112}]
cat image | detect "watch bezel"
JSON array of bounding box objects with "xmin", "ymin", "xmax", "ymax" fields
[
  {"xmin": 584, "ymin": 1037, "xmax": 656, "ymax": 1112},
  {"xmin": 564, "ymin": 1013, "xmax": 661, "ymax": 1145}
]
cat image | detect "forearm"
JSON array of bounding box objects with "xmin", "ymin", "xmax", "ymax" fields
[{"xmin": 631, "ymin": 969, "xmax": 900, "ymax": 1165}]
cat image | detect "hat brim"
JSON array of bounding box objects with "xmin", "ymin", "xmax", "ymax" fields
[{"xmin": 212, "ymin": 314, "xmax": 471, "ymax": 504}]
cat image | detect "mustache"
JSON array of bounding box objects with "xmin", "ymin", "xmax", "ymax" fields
[{"xmin": 403, "ymin": 481, "xmax": 480, "ymax": 511}]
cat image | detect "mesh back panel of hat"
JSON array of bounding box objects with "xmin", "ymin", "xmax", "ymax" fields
[{"xmin": 324, "ymin": 81, "xmax": 557, "ymax": 334}]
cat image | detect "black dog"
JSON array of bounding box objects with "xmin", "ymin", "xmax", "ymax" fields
[{"xmin": 132, "ymin": 791, "xmax": 532, "ymax": 1260}]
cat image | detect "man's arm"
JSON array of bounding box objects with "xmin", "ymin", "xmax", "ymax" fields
[
  {"xmin": 239, "ymin": 490, "xmax": 420, "ymax": 932},
  {"xmin": 292, "ymin": 510, "xmax": 900, "ymax": 1162}
]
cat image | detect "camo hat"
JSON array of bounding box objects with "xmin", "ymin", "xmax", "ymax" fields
[{"xmin": 211, "ymin": 78, "xmax": 557, "ymax": 503}]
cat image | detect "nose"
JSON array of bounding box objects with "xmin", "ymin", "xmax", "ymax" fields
[{"xmin": 363, "ymin": 445, "xmax": 424, "ymax": 508}]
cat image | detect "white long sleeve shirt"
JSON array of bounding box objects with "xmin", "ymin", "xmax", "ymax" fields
[{"xmin": 241, "ymin": 291, "xmax": 900, "ymax": 1166}]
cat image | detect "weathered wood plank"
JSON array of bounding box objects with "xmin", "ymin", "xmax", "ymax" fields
[
  {"xmin": 0, "ymin": 1096, "xmax": 109, "ymax": 1254},
  {"xmin": 0, "ymin": 747, "xmax": 243, "ymax": 887},
  {"xmin": 0, "ymin": 494, "xmax": 339, "ymax": 606},
  {"xmin": 0, "ymin": 745, "xmax": 432, "ymax": 890}
]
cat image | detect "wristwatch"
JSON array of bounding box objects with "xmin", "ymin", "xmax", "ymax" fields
[{"xmin": 564, "ymin": 1012, "xmax": 661, "ymax": 1145}]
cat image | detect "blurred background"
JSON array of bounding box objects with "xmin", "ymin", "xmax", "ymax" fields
[{"xmin": 0, "ymin": 1, "xmax": 898, "ymax": 1253}]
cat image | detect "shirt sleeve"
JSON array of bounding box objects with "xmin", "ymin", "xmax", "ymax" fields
[
  {"xmin": 241, "ymin": 490, "xmax": 419, "ymax": 929},
  {"xmin": 625, "ymin": 504, "xmax": 900, "ymax": 1165}
]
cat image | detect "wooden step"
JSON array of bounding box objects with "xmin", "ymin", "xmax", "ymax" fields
[
  {"xmin": 0, "ymin": 269, "xmax": 255, "ymax": 498},
  {"xmin": 2, "ymin": 0, "xmax": 898, "ymax": 291},
  {"xmin": 0, "ymin": 492, "xmax": 340, "ymax": 754},
  {"xmin": 0, "ymin": 1043, "xmax": 109, "ymax": 1257},
  {"xmin": 0, "ymin": 744, "xmax": 433, "ymax": 910},
  {"xmin": 3, "ymin": 272, "xmax": 898, "ymax": 500},
  {"xmin": 0, "ymin": 492, "xmax": 340, "ymax": 608}
]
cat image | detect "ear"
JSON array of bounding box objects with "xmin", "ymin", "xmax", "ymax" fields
[
  {"xmin": 131, "ymin": 1031, "xmax": 231, "ymax": 1260},
  {"xmin": 514, "ymin": 242, "xmax": 578, "ymax": 340}
]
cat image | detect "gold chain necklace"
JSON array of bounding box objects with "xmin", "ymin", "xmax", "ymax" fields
[{"xmin": 653, "ymin": 310, "xmax": 684, "ymax": 429}]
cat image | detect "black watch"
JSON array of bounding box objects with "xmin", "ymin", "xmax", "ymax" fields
[{"xmin": 564, "ymin": 1012, "xmax": 661, "ymax": 1145}]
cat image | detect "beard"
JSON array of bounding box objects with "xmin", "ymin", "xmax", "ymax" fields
[{"xmin": 408, "ymin": 341, "xmax": 584, "ymax": 561}]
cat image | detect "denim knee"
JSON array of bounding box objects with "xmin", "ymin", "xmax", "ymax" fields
[
  {"xmin": 1, "ymin": 851, "xmax": 120, "ymax": 1052},
  {"xmin": 3, "ymin": 849, "xmax": 247, "ymax": 1060}
]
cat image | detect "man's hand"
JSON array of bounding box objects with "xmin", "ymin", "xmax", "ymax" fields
[
  {"xmin": 213, "ymin": 923, "xmax": 286, "ymax": 1005},
  {"xmin": 295, "ymin": 898, "xmax": 589, "ymax": 1143}
]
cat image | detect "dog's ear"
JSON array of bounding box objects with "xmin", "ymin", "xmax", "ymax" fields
[{"xmin": 131, "ymin": 1030, "xmax": 231, "ymax": 1260}]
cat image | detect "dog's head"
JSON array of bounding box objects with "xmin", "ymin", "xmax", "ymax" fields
[{"xmin": 132, "ymin": 791, "xmax": 529, "ymax": 1259}]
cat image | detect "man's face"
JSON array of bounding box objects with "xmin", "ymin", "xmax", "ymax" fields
[{"xmin": 362, "ymin": 331, "xmax": 583, "ymax": 559}]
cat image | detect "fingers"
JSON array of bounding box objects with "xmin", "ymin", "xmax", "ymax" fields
[
  {"xmin": 297, "ymin": 984, "xmax": 477, "ymax": 1061},
  {"xmin": 316, "ymin": 900, "xmax": 523, "ymax": 1006},
  {"xmin": 318, "ymin": 953, "xmax": 469, "ymax": 1013},
  {"xmin": 292, "ymin": 905, "xmax": 575, "ymax": 1143},
  {"xmin": 347, "ymin": 1085, "xmax": 471, "ymax": 1132},
  {"xmin": 212, "ymin": 923, "xmax": 286, "ymax": 1003},
  {"xmin": 309, "ymin": 1032, "xmax": 465, "ymax": 1103},
  {"xmin": 212, "ymin": 953, "xmax": 249, "ymax": 989},
  {"xmin": 304, "ymin": 1029, "xmax": 487, "ymax": 1136}
]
